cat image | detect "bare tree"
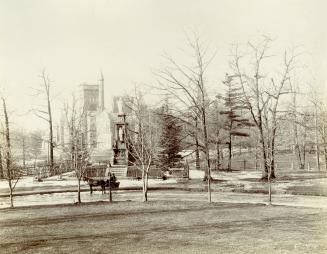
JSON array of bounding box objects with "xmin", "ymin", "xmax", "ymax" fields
[
  {"xmin": 318, "ymin": 110, "xmax": 327, "ymax": 170},
  {"xmin": 230, "ymin": 39, "xmax": 271, "ymax": 179},
  {"xmin": 309, "ymin": 88, "xmax": 322, "ymax": 171},
  {"xmin": 63, "ymin": 95, "xmax": 89, "ymax": 204},
  {"xmin": 154, "ymin": 34, "xmax": 214, "ymax": 202},
  {"xmin": 315, "ymin": 101, "xmax": 327, "ymax": 170},
  {"xmin": 265, "ymin": 50, "xmax": 295, "ymax": 177},
  {"xmin": 230, "ymin": 37, "xmax": 296, "ymax": 180},
  {"xmin": 125, "ymin": 89, "xmax": 160, "ymax": 202},
  {"xmin": 288, "ymin": 86, "xmax": 310, "ymax": 170},
  {"xmin": 33, "ymin": 70, "xmax": 55, "ymax": 175},
  {"xmin": 1, "ymin": 98, "xmax": 22, "ymax": 208}
]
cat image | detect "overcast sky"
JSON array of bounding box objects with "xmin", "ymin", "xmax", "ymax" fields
[{"xmin": 0, "ymin": 0, "xmax": 326, "ymax": 130}]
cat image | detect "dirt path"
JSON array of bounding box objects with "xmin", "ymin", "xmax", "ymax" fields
[{"xmin": 0, "ymin": 201, "xmax": 326, "ymax": 253}]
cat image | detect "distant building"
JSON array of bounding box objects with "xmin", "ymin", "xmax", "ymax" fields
[
  {"xmin": 58, "ymin": 74, "xmax": 134, "ymax": 169},
  {"xmin": 79, "ymin": 75, "xmax": 104, "ymax": 148}
]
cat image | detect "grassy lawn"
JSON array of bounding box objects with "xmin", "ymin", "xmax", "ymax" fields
[{"xmin": 0, "ymin": 200, "xmax": 326, "ymax": 254}]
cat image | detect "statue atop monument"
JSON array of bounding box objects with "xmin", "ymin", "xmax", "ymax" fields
[{"xmin": 117, "ymin": 97, "xmax": 123, "ymax": 115}]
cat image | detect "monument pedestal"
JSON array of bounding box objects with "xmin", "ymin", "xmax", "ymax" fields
[{"xmin": 113, "ymin": 113, "xmax": 128, "ymax": 167}]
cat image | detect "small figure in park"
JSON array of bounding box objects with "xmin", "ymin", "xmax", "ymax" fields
[
  {"xmin": 111, "ymin": 173, "xmax": 117, "ymax": 182},
  {"xmin": 107, "ymin": 162, "xmax": 112, "ymax": 177}
]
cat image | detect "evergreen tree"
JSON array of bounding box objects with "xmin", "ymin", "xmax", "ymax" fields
[
  {"xmin": 158, "ymin": 106, "xmax": 183, "ymax": 170},
  {"xmin": 220, "ymin": 73, "xmax": 253, "ymax": 171}
]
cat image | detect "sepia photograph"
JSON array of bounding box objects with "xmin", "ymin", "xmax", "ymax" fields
[{"xmin": 0, "ymin": 0, "xmax": 326, "ymax": 253}]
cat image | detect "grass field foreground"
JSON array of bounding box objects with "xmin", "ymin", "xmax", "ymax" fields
[{"xmin": 0, "ymin": 200, "xmax": 326, "ymax": 254}]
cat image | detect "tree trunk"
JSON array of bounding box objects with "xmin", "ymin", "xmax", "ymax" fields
[
  {"xmin": 0, "ymin": 146, "xmax": 3, "ymax": 179},
  {"xmin": 228, "ymin": 134, "xmax": 232, "ymax": 171},
  {"xmin": 49, "ymin": 114, "xmax": 54, "ymax": 175},
  {"xmin": 268, "ymin": 173, "xmax": 272, "ymax": 205},
  {"xmin": 195, "ymin": 142, "xmax": 200, "ymax": 170},
  {"xmin": 260, "ymin": 137, "xmax": 269, "ymax": 179},
  {"xmin": 324, "ymin": 145, "xmax": 327, "ymax": 170},
  {"xmin": 323, "ymin": 136, "xmax": 327, "ymax": 170},
  {"xmin": 142, "ymin": 167, "xmax": 148, "ymax": 202},
  {"xmin": 195, "ymin": 117, "xmax": 200, "ymax": 170},
  {"xmin": 143, "ymin": 180, "xmax": 148, "ymax": 202},
  {"xmin": 215, "ymin": 103, "xmax": 221, "ymax": 171},
  {"xmin": 146, "ymin": 170, "xmax": 149, "ymax": 199},
  {"xmin": 315, "ymin": 106, "xmax": 320, "ymax": 171},
  {"xmin": 296, "ymin": 145, "xmax": 304, "ymax": 170},
  {"xmin": 216, "ymin": 142, "xmax": 220, "ymax": 170},
  {"xmin": 46, "ymin": 82, "xmax": 54, "ymax": 176},
  {"xmin": 3, "ymin": 98, "xmax": 14, "ymax": 207},
  {"xmin": 255, "ymin": 140, "xmax": 258, "ymax": 170},
  {"xmin": 292, "ymin": 93, "xmax": 304, "ymax": 170},
  {"xmin": 298, "ymin": 148, "xmax": 304, "ymax": 169},
  {"xmin": 77, "ymin": 178, "xmax": 81, "ymax": 204},
  {"xmin": 108, "ymin": 175, "xmax": 112, "ymax": 202},
  {"xmin": 323, "ymin": 125, "xmax": 327, "ymax": 170},
  {"xmin": 185, "ymin": 159, "xmax": 190, "ymax": 179},
  {"xmin": 22, "ymin": 137, "xmax": 26, "ymax": 172},
  {"xmin": 303, "ymin": 141, "xmax": 306, "ymax": 170},
  {"xmin": 270, "ymin": 134, "xmax": 276, "ymax": 179},
  {"xmin": 201, "ymin": 108, "xmax": 211, "ymax": 203},
  {"xmin": 256, "ymin": 116, "xmax": 269, "ymax": 179},
  {"xmin": 9, "ymin": 188, "xmax": 13, "ymax": 208}
]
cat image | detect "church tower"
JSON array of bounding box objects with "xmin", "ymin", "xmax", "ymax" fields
[{"xmin": 98, "ymin": 71, "xmax": 105, "ymax": 112}]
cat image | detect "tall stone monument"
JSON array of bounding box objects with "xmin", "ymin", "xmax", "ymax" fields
[{"xmin": 113, "ymin": 97, "xmax": 128, "ymax": 166}]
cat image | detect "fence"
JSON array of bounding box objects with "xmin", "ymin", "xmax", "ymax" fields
[
  {"xmin": 127, "ymin": 165, "xmax": 162, "ymax": 178},
  {"xmin": 196, "ymin": 158, "xmax": 326, "ymax": 171}
]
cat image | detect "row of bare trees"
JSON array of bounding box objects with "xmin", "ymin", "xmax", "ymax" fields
[
  {"xmin": 150, "ymin": 34, "xmax": 327, "ymax": 201},
  {"xmin": 2, "ymin": 34, "xmax": 327, "ymax": 207},
  {"xmin": 120, "ymin": 35, "xmax": 301, "ymax": 204}
]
